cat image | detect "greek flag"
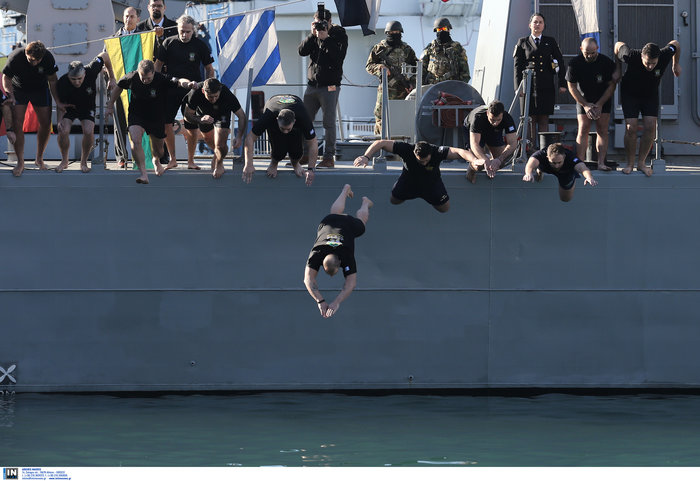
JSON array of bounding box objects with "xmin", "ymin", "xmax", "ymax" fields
[
  {"xmin": 215, "ymin": 8, "xmax": 285, "ymax": 89},
  {"xmin": 571, "ymin": 0, "xmax": 600, "ymax": 45}
]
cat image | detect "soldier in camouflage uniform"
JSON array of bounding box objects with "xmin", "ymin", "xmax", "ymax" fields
[
  {"xmin": 366, "ymin": 21, "xmax": 418, "ymax": 135},
  {"xmin": 420, "ymin": 17, "xmax": 471, "ymax": 85}
]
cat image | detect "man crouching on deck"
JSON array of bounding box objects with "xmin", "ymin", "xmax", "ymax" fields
[
  {"xmin": 522, "ymin": 142, "xmax": 597, "ymax": 202},
  {"xmin": 304, "ymin": 184, "xmax": 373, "ymax": 318}
]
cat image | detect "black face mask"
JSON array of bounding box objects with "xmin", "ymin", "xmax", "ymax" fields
[
  {"xmin": 386, "ymin": 33, "xmax": 402, "ymax": 46},
  {"xmin": 437, "ymin": 31, "xmax": 451, "ymax": 44}
]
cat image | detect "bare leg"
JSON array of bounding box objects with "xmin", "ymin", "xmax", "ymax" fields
[
  {"xmin": 34, "ymin": 106, "xmax": 51, "ymax": 170},
  {"xmin": 622, "ymin": 118, "xmax": 638, "ymax": 174},
  {"xmin": 56, "ymin": 118, "xmax": 73, "ymax": 173},
  {"xmin": 637, "ymin": 116, "xmax": 655, "ymax": 177},
  {"xmin": 11, "ymin": 104, "xmax": 28, "ymax": 176},
  {"xmin": 128, "ymin": 126, "xmax": 149, "ymax": 183},
  {"xmin": 164, "ymin": 123, "xmax": 177, "ymax": 169},
  {"xmin": 594, "ymin": 113, "xmax": 612, "ymax": 171},
  {"xmin": 212, "ymin": 127, "xmax": 229, "ymax": 179},
  {"xmin": 289, "ymin": 159, "xmax": 303, "ymax": 178},
  {"xmin": 183, "ymin": 127, "xmax": 201, "ymax": 170},
  {"xmin": 356, "ymin": 195, "xmax": 373, "ymax": 225},
  {"xmin": 330, "ymin": 183, "xmax": 353, "ymax": 214},
  {"xmin": 152, "ymin": 138, "xmax": 165, "ymax": 176},
  {"xmin": 433, "ymin": 200, "xmax": 449, "ymax": 213},
  {"xmin": 79, "ymin": 119, "xmax": 95, "ymax": 173},
  {"xmin": 559, "ymin": 185, "xmax": 575, "ymax": 203},
  {"xmin": 575, "ymin": 114, "xmax": 591, "ymax": 164}
]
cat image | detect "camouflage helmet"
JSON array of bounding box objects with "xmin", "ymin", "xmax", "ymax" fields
[
  {"xmin": 385, "ymin": 21, "xmax": 403, "ymax": 33},
  {"xmin": 433, "ymin": 17, "xmax": 452, "ymax": 32}
]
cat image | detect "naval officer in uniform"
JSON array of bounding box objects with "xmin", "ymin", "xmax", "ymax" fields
[{"xmin": 513, "ymin": 12, "xmax": 567, "ymax": 147}]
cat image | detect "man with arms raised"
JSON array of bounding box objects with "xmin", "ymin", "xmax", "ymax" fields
[
  {"xmin": 522, "ymin": 142, "xmax": 597, "ymax": 202},
  {"xmin": 304, "ymin": 184, "xmax": 373, "ymax": 318},
  {"xmin": 182, "ymin": 78, "xmax": 246, "ymax": 179},
  {"xmin": 354, "ymin": 139, "xmax": 476, "ymax": 213},
  {"xmin": 243, "ymin": 94, "xmax": 317, "ymax": 186},
  {"xmin": 614, "ymin": 39, "xmax": 680, "ymax": 176},
  {"xmin": 106, "ymin": 59, "xmax": 196, "ymax": 184},
  {"xmin": 566, "ymin": 37, "xmax": 618, "ymax": 172},
  {"xmin": 155, "ymin": 14, "xmax": 215, "ymax": 171},
  {"xmin": 1, "ymin": 40, "xmax": 65, "ymax": 176},
  {"xmin": 56, "ymin": 53, "xmax": 117, "ymax": 173},
  {"xmin": 462, "ymin": 100, "xmax": 518, "ymax": 183}
]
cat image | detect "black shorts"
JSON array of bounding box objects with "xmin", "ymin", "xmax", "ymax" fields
[
  {"xmin": 165, "ymin": 87, "xmax": 190, "ymax": 124},
  {"xmin": 575, "ymin": 98, "xmax": 612, "ymax": 116},
  {"xmin": 181, "ymin": 105, "xmax": 232, "ymax": 133},
  {"xmin": 620, "ymin": 89, "xmax": 659, "ymax": 119},
  {"xmin": 555, "ymin": 170, "xmax": 580, "ymax": 190},
  {"xmin": 62, "ymin": 108, "xmax": 95, "ymax": 123},
  {"xmin": 269, "ymin": 129, "xmax": 304, "ymax": 161},
  {"xmin": 522, "ymin": 87, "xmax": 555, "ymax": 116},
  {"xmin": 391, "ymin": 173, "xmax": 449, "ymax": 206},
  {"xmin": 14, "ymin": 87, "xmax": 52, "ymax": 107},
  {"xmin": 128, "ymin": 115, "xmax": 166, "ymax": 139},
  {"xmin": 463, "ymin": 128, "xmax": 505, "ymax": 149}
]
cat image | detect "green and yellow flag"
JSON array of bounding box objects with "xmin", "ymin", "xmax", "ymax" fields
[{"xmin": 104, "ymin": 31, "xmax": 157, "ymax": 169}]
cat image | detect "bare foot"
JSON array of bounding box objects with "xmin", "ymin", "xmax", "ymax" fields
[
  {"xmin": 597, "ymin": 163, "xmax": 612, "ymax": 172},
  {"xmin": 466, "ymin": 165, "xmax": 477, "ymax": 184},
  {"xmin": 136, "ymin": 176, "xmax": 149, "ymax": 184},
  {"xmin": 344, "ymin": 184, "xmax": 353, "ymax": 198},
  {"xmin": 362, "ymin": 196, "xmax": 373, "ymax": 208},
  {"xmin": 35, "ymin": 159, "xmax": 47, "ymax": 170},
  {"xmin": 266, "ymin": 164, "xmax": 278, "ymax": 178},
  {"xmin": 213, "ymin": 164, "xmax": 225, "ymax": 179},
  {"xmin": 293, "ymin": 163, "xmax": 303, "ymax": 178},
  {"xmin": 188, "ymin": 163, "xmax": 201, "ymax": 170},
  {"xmin": 155, "ymin": 162, "xmax": 165, "ymax": 177},
  {"xmin": 80, "ymin": 163, "xmax": 90, "ymax": 173},
  {"xmin": 55, "ymin": 161, "xmax": 69, "ymax": 173},
  {"xmin": 165, "ymin": 160, "xmax": 178, "ymax": 170},
  {"xmin": 638, "ymin": 164, "xmax": 652, "ymax": 177},
  {"xmin": 12, "ymin": 165, "xmax": 23, "ymax": 177},
  {"xmin": 622, "ymin": 165, "xmax": 633, "ymax": 174}
]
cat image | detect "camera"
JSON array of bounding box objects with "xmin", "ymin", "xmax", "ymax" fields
[{"xmin": 313, "ymin": 2, "xmax": 328, "ymax": 31}]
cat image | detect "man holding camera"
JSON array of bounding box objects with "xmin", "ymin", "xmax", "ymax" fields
[{"xmin": 298, "ymin": 3, "xmax": 347, "ymax": 168}]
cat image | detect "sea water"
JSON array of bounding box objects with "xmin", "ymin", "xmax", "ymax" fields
[{"xmin": 1, "ymin": 392, "xmax": 700, "ymax": 467}]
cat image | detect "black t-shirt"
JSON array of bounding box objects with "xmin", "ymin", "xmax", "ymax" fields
[
  {"xmin": 252, "ymin": 94, "xmax": 315, "ymax": 139},
  {"xmin": 566, "ymin": 53, "xmax": 616, "ymax": 102},
  {"xmin": 57, "ymin": 57, "xmax": 104, "ymax": 113},
  {"xmin": 532, "ymin": 148, "xmax": 581, "ymax": 177},
  {"xmin": 157, "ymin": 36, "xmax": 213, "ymax": 82},
  {"xmin": 392, "ymin": 141, "xmax": 449, "ymax": 180},
  {"xmin": 307, "ymin": 214, "xmax": 366, "ymax": 277},
  {"xmin": 184, "ymin": 86, "xmax": 241, "ymax": 120},
  {"xmin": 620, "ymin": 43, "xmax": 676, "ymax": 97},
  {"xmin": 2, "ymin": 47, "xmax": 59, "ymax": 91},
  {"xmin": 117, "ymin": 71, "xmax": 180, "ymax": 120},
  {"xmin": 465, "ymin": 106, "xmax": 517, "ymax": 137}
]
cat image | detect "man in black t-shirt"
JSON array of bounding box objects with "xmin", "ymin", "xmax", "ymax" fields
[
  {"xmin": 566, "ymin": 37, "xmax": 618, "ymax": 172},
  {"xmin": 56, "ymin": 52, "xmax": 117, "ymax": 173},
  {"xmin": 155, "ymin": 14, "xmax": 215, "ymax": 171},
  {"xmin": 1, "ymin": 41, "xmax": 65, "ymax": 176},
  {"xmin": 304, "ymin": 184, "xmax": 373, "ymax": 318},
  {"xmin": 614, "ymin": 39, "xmax": 681, "ymax": 176},
  {"xmin": 182, "ymin": 78, "xmax": 247, "ymax": 179},
  {"xmin": 106, "ymin": 59, "xmax": 196, "ymax": 184},
  {"xmin": 523, "ymin": 143, "xmax": 597, "ymax": 202},
  {"xmin": 354, "ymin": 139, "xmax": 474, "ymax": 213},
  {"xmin": 243, "ymin": 94, "xmax": 317, "ymax": 186},
  {"xmin": 462, "ymin": 100, "xmax": 517, "ymax": 183}
]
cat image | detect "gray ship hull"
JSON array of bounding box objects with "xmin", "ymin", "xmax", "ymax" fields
[{"xmin": 2, "ymin": 168, "xmax": 700, "ymax": 392}]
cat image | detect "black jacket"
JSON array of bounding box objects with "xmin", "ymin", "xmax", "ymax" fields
[
  {"xmin": 137, "ymin": 16, "xmax": 178, "ymax": 59},
  {"xmin": 513, "ymin": 35, "xmax": 565, "ymax": 92},
  {"xmin": 298, "ymin": 24, "xmax": 348, "ymax": 87}
]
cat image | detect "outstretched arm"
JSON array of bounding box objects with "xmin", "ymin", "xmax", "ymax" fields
[
  {"xmin": 326, "ymin": 273, "xmax": 357, "ymax": 318},
  {"xmin": 304, "ymin": 266, "xmax": 329, "ymax": 317},
  {"xmin": 242, "ymin": 131, "xmax": 259, "ymax": 183},
  {"xmin": 353, "ymin": 139, "xmax": 395, "ymax": 167},
  {"xmin": 523, "ymin": 156, "xmax": 540, "ymax": 182},
  {"xmin": 669, "ymin": 40, "xmax": 681, "ymax": 77},
  {"xmin": 232, "ymin": 107, "xmax": 247, "ymax": 150},
  {"xmin": 575, "ymin": 162, "xmax": 597, "ymax": 186},
  {"xmin": 445, "ymin": 146, "xmax": 477, "ymax": 164}
]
